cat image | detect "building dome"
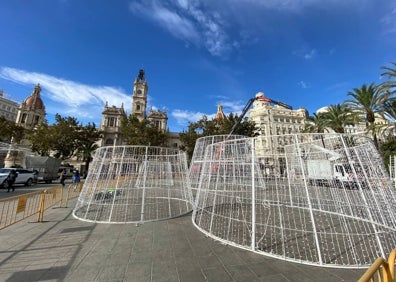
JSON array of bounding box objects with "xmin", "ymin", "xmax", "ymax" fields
[
  {"xmin": 255, "ymin": 92, "xmax": 265, "ymax": 98},
  {"xmin": 23, "ymin": 84, "xmax": 45, "ymax": 110},
  {"xmin": 214, "ymin": 104, "xmax": 226, "ymax": 120}
]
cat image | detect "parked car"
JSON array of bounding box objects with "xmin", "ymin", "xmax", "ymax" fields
[{"xmin": 0, "ymin": 168, "xmax": 36, "ymax": 188}]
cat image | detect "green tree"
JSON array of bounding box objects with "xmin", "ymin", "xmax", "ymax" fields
[
  {"xmin": 121, "ymin": 114, "xmax": 169, "ymax": 146},
  {"xmin": 381, "ymin": 61, "xmax": 396, "ymax": 94},
  {"xmin": 178, "ymin": 122, "xmax": 201, "ymax": 162},
  {"xmin": 179, "ymin": 113, "xmax": 256, "ymax": 162},
  {"xmin": 28, "ymin": 114, "xmax": 81, "ymax": 159},
  {"xmin": 27, "ymin": 123, "xmax": 55, "ymax": 156},
  {"xmin": 50, "ymin": 114, "xmax": 81, "ymax": 159},
  {"xmin": 75, "ymin": 123, "xmax": 101, "ymax": 172},
  {"xmin": 320, "ymin": 104, "xmax": 357, "ymax": 133},
  {"xmin": 345, "ymin": 83, "xmax": 391, "ymax": 148},
  {"xmin": 0, "ymin": 116, "xmax": 26, "ymax": 143},
  {"xmin": 302, "ymin": 112, "xmax": 328, "ymax": 133},
  {"xmin": 380, "ymin": 137, "xmax": 396, "ymax": 172},
  {"xmin": 380, "ymin": 99, "xmax": 396, "ymax": 138}
]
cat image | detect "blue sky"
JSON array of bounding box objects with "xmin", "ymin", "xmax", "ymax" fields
[{"xmin": 0, "ymin": 0, "xmax": 395, "ymax": 133}]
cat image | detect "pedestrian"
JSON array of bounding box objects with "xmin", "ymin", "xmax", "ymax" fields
[
  {"xmin": 7, "ymin": 169, "xmax": 17, "ymax": 192},
  {"xmin": 60, "ymin": 168, "xmax": 67, "ymax": 187},
  {"xmin": 72, "ymin": 169, "xmax": 80, "ymax": 183}
]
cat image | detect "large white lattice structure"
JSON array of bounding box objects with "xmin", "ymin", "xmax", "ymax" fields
[
  {"xmin": 189, "ymin": 135, "xmax": 245, "ymax": 199},
  {"xmin": 192, "ymin": 133, "xmax": 396, "ymax": 268},
  {"xmin": 73, "ymin": 146, "xmax": 193, "ymax": 223}
]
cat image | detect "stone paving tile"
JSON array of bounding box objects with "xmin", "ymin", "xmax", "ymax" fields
[
  {"xmin": 224, "ymin": 264, "xmax": 261, "ymax": 282},
  {"xmin": 201, "ymin": 266, "xmax": 234, "ymax": 282},
  {"xmin": 0, "ymin": 200, "xmax": 368, "ymax": 282}
]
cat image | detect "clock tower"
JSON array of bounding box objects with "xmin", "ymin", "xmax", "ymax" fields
[{"xmin": 132, "ymin": 69, "xmax": 148, "ymax": 121}]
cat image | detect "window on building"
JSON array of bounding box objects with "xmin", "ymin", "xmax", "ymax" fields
[
  {"xmin": 21, "ymin": 113, "xmax": 27, "ymax": 123},
  {"xmin": 107, "ymin": 117, "xmax": 116, "ymax": 127},
  {"xmin": 136, "ymin": 104, "xmax": 140, "ymax": 111},
  {"xmin": 34, "ymin": 115, "xmax": 40, "ymax": 125},
  {"xmin": 105, "ymin": 139, "xmax": 114, "ymax": 145}
]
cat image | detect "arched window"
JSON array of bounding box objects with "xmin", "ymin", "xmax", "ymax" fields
[
  {"xmin": 107, "ymin": 117, "xmax": 116, "ymax": 127},
  {"xmin": 21, "ymin": 113, "xmax": 27, "ymax": 123}
]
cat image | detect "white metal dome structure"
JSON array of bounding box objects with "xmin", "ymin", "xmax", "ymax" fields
[
  {"xmin": 192, "ymin": 133, "xmax": 396, "ymax": 268},
  {"xmin": 189, "ymin": 135, "xmax": 246, "ymax": 199},
  {"xmin": 73, "ymin": 146, "xmax": 193, "ymax": 223}
]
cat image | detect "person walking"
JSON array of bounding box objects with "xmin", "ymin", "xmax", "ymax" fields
[
  {"xmin": 7, "ymin": 169, "xmax": 17, "ymax": 192},
  {"xmin": 72, "ymin": 169, "xmax": 80, "ymax": 184},
  {"xmin": 60, "ymin": 168, "xmax": 67, "ymax": 187}
]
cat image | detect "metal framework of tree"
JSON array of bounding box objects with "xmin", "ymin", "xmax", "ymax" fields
[
  {"xmin": 73, "ymin": 146, "xmax": 193, "ymax": 223},
  {"xmin": 189, "ymin": 135, "xmax": 246, "ymax": 200},
  {"xmin": 192, "ymin": 133, "xmax": 396, "ymax": 268}
]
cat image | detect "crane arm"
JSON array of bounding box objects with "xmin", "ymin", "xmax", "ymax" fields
[
  {"xmin": 229, "ymin": 96, "xmax": 292, "ymax": 136},
  {"xmin": 229, "ymin": 98, "xmax": 255, "ymax": 136}
]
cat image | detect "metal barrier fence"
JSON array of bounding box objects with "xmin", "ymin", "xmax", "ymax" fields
[
  {"xmin": 0, "ymin": 183, "xmax": 82, "ymax": 230},
  {"xmin": 358, "ymin": 249, "xmax": 396, "ymax": 282}
]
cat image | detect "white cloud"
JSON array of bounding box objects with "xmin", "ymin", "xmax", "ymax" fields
[
  {"xmin": 298, "ymin": 80, "xmax": 309, "ymax": 88},
  {"xmin": 171, "ymin": 109, "xmax": 208, "ymax": 125},
  {"xmin": 171, "ymin": 98, "xmax": 246, "ymax": 128},
  {"xmin": 128, "ymin": 0, "xmax": 378, "ymax": 58},
  {"xmin": 304, "ymin": 49, "xmax": 316, "ymax": 60},
  {"xmin": 228, "ymin": 0, "xmax": 366, "ymax": 10},
  {"xmin": 129, "ymin": 0, "xmax": 231, "ymax": 57},
  {"xmin": 0, "ymin": 67, "xmax": 131, "ymax": 124},
  {"xmin": 218, "ymin": 100, "xmax": 245, "ymax": 113},
  {"xmin": 381, "ymin": 7, "xmax": 396, "ymax": 34}
]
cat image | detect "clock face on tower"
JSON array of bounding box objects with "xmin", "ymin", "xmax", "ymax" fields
[{"xmin": 136, "ymin": 89, "xmax": 142, "ymax": 95}]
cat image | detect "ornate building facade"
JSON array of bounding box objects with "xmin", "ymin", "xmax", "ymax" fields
[
  {"xmin": 4, "ymin": 84, "xmax": 46, "ymax": 167},
  {"xmin": 249, "ymin": 92, "xmax": 308, "ymax": 155},
  {"xmin": 99, "ymin": 69, "xmax": 169, "ymax": 146},
  {"xmin": 100, "ymin": 102, "xmax": 126, "ymax": 146},
  {"xmin": 15, "ymin": 84, "xmax": 46, "ymax": 132},
  {"xmin": 0, "ymin": 90, "xmax": 19, "ymax": 122}
]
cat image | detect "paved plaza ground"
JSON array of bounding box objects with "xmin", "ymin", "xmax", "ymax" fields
[{"xmin": 0, "ymin": 199, "xmax": 366, "ymax": 282}]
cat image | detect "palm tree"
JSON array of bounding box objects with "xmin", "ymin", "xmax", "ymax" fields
[
  {"xmin": 320, "ymin": 104, "xmax": 357, "ymax": 133},
  {"xmin": 76, "ymin": 142, "xmax": 99, "ymax": 175},
  {"xmin": 345, "ymin": 83, "xmax": 391, "ymax": 148},
  {"xmin": 381, "ymin": 61, "xmax": 396, "ymax": 94},
  {"xmin": 302, "ymin": 112, "xmax": 328, "ymax": 133},
  {"xmin": 380, "ymin": 98, "xmax": 396, "ymax": 137}
]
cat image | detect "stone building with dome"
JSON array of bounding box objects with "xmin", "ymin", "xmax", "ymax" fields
[
  {"xmin": 15, "ymin": 84, "xmax": 46, "ymax": 133},
  {"xmin": 3, "ymin": 84, "xmax": 46, "ymax": 167},
  {"xmin": 214, "ymin": 104, "xmax": 226, "ymax": 120}
]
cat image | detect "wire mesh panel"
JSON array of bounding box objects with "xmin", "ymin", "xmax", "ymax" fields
[
  {"xmin": 189, "ymin": 135, "xmax": 246, "ymax": 200},
  {"xmin": 73, "ymin": 146, "xmax": 193, "ymax": 224},
  {"xmin": 192, "ymin": 133, "xmax": 396, "ymax": 268}
]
